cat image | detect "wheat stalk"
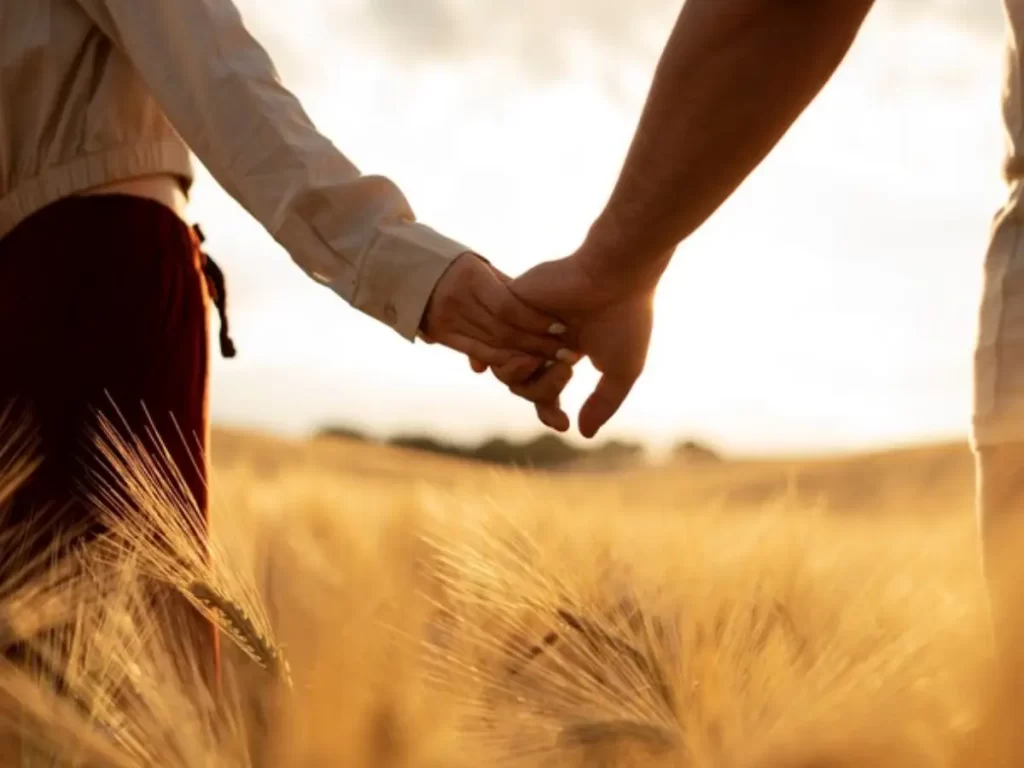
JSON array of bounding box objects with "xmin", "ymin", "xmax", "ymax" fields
[
  {"xmin": 186, "ymin": 580, "xmax": 292, "ymax": 688},
  {"xmin": 82, "ymin": 412, "xmax": 289, "ymax": 685}
]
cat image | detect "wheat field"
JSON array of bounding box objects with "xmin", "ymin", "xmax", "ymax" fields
[{"xmin": 2, "ymin": 423, "xmax": 1024, "ymax": 767}]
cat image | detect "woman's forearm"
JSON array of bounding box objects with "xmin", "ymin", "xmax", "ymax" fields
[{"xmin": 76, "ymin": 0, "xmax": 471, "ymax": 341}]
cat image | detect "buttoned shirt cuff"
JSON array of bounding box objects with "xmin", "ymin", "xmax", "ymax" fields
[{"xmin": 346, "ymin": 221, "xmax": 472, "ymax": 342}]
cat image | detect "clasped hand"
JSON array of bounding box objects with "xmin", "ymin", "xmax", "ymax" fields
[{"xmin": 420, "ymin": 250, "xmax": 654, "ymax": 439}]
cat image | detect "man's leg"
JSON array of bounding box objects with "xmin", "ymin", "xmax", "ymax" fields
[
  {"xmin": 0, "ymin": 194, "xmax": 218, "ymax": 689},
  {"xmin": 975, "ymin": 444, "xmax": 1024, "ymax": 646},
  {"xmin": 973, "ymin": 196, "xmax": 1024, "ymax": 646}
]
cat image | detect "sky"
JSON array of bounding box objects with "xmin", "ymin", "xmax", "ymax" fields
[{"xmin": 189, "ymin": 0, "xmax": 1010, "ymax": 457}]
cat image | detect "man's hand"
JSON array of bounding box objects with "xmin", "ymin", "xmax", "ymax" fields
[
  {"xmin": 420, "ymin": 253, "xmax": 576, "ymax": 405},
  {"xmin": 472, "ymin": 0, "xmax": 874, "ymax": 438},
  {"xmin": 507, "ymin": 250, "xmax": 654, "ymax": 438}
]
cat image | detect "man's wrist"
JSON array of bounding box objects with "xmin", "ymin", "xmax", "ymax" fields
[{"xmin": 572, "ymin": 226, "xmax": 670, "ymax": 303}]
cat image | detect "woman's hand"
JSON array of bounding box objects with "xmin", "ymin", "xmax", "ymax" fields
[{"xmin": 420, "ymin": 253, "xmax": 578, "ymax": 405}]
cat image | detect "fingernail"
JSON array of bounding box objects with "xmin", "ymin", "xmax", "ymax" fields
[
  {"xmin": 548, "ymin": 322, "xmax": 567, "ymax": 335},
  {"xmin": 543, "ymin": 360, "xmax": 555, "ymax": 369},
  {"xmin": 556, "ymin": 348, "xmax": 581, "ymax": 364}
]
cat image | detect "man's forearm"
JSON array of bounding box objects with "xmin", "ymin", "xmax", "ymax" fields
[{"xmin": 580, "ymin": 0, "xmax": 874, "ymax": 289}]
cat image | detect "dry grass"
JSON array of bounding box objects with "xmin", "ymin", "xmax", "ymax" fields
[{"xmin": 0, "ymin": 424, "xmax": 1020, "ymax": 767}]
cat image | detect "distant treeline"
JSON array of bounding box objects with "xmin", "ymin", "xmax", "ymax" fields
[{"xmin": 315, "ymin": 425, "xmax": 721, "ymax": 470}]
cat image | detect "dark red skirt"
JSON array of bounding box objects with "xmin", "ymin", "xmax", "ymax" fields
[
  {"xmin": 0, "ymin": 194, "xmax": 210, "ymax": 536},
  {"xmin": 0, "ymin": 194, "xmax": 218, "ymax": 677}
]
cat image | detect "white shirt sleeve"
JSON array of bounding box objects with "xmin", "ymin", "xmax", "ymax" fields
[{"xmin": 75, "ymin": 0, "xmax": 471, "ymax": 340}]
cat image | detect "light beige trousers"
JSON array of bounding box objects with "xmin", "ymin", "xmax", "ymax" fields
[{"xmin": 974, "ymin": 184, "xmax": 1024, "ymax": 641}]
